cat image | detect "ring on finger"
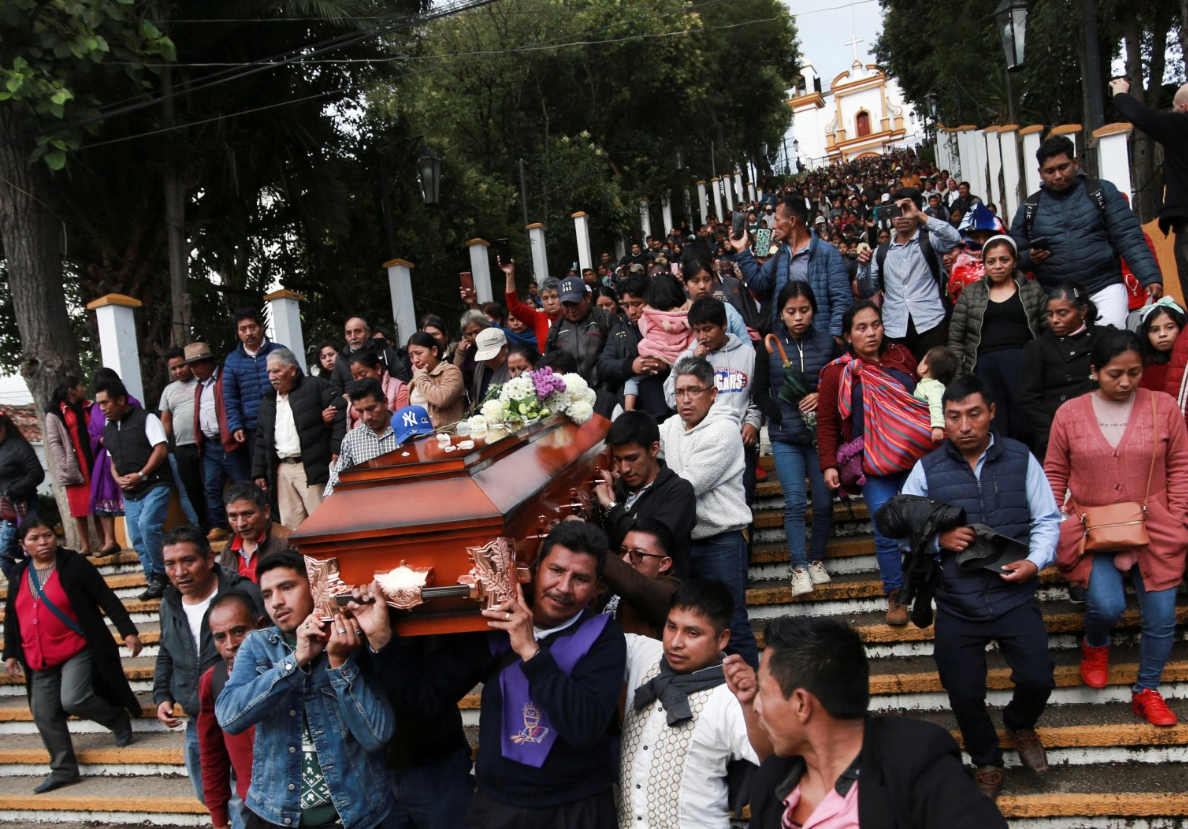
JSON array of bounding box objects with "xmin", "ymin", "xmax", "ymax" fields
[
  {"xmin": 505, "ymin": 612, "xmax": 512, "ymax": 621},
  {"xmin": 337, "ymin": 627, "xmax": 347, "ymax": 635}
]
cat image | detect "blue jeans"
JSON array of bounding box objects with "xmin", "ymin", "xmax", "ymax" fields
[
  {"xmin": 383, "ymin": 747, "xmax": 474, "ymax": 829},
  {"xmin": 184, "ymin": 717, "xmax": 204, "ymax": 804},
  {"xmin": 202, "ymin": 442, "xmax": 249, "ymax": 530},
  {"xmin": 1083, "ymin": 554, "xmax": 1178, "ymax": 692},
  {"xmin": 690, "ymin": 530, "xmax": 759, "ymax": 669},
  {"xmin": 167, "ymin": 453, "xmax": 200, "ymax": 526},
  {"xmin": 860, "ymin": 472, "xmax": 907, "ymax": 593},
  {"xmin": 771, "ymin": 441, "xmax": 832, "ymax": 569},
  {"xmin": 123, "ymin": 485, "xmax": 171, "ymax": 580}
]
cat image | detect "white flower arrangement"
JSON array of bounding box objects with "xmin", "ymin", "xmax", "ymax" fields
[{"xmin": 476, "ymin": 368, "xmax": 599, "ymax": 429}]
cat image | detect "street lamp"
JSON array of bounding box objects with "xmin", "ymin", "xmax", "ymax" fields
[
  {"xmin": 994, "ymin": 0, "xmax": 1028, "ymax": 71},
  {"xmin": 417, "ymin": 144, "xmax": 441, "ymax": 205},
  {"xmin": 926, "ymin": 90, "xmax": 938, "ymax": 121},
  {"xmin": 675, "ymin": 147, "xmax": 685, "ymax": 170}
]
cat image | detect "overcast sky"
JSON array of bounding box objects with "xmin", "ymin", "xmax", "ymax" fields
[{"xmin": 781, "ymin": 0, "xmax": 884, "ymax": 92}]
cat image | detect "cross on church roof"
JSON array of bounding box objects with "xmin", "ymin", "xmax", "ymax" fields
[{"xmin": 845, "ymin": 32, "xmax": 865, "ymax": 63}]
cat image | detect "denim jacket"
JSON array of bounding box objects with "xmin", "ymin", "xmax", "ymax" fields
[{"xmin": 215, "ymin": 627, "xmax": 395, "ymax": 829}]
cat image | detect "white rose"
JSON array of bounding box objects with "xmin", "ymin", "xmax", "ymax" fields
[
  {"xmin": 562, "ymin": 373, "xmax": 589, "ymax": 395},
  {"xmin": 567, "ymin": 400, "xmax": 595, "ymax": 424},
  {"xmin": 480, "ymin": 400, "xmax": 504, "ymax": 422}
]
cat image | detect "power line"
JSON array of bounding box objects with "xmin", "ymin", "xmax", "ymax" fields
[{"xmin": 76, "ymin": 12, "xmax": 780, "ymax": 152}]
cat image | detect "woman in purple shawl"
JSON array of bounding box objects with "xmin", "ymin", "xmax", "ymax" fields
[{"xmin": 87, "ymin": 368, "xmax": 140, "ymax": 552}]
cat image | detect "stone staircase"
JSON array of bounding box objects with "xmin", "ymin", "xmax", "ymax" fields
[{"xmin": 0, "ymin": 459, "xmax": 1185, "ymax": 826}]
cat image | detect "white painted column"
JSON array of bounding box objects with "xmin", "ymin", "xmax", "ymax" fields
[
  {"xmin": 526, "ymin": 223, "xmax": 549, "ymax": 283},
  {"xmin": 614, "ymin": 237, "xmax": 626, "ymax": 261},
  {"xmin": 86, "ymin": 294, "xmax": 146, "ymax": 404},
  {"xmin": 264, "ymin": 290, "xmax": 306, "ymax": 372},
  {"xmin": 572, "ymin": 212, "xmax": 593, "ymax": 272},
  {"xmin": 955, "ymin": 129, "xmax": 973, "ymax": 184},
  {"xmin": 710, "ymin": 178, "xmax": 724, "ymax": 221},
  {"xmin": 467, "ymin": 238, "xmax": 494, "ymax": 304},
  {"xmin": 661, "ymin": 195, "xmax": 674, "ymax": 237},
  {"xmin": 1049, "ymin": 124, "xmax": 1081, "ymax": 157},
  {"xmin": 696, "ymin": 181, "xmax": 708, "ymax": 225},
  {"xmin": 748, "ymin": 180, "xmax": 757, "ymax": 202},
  {"xmin": 733, "ymin": 171, "xmax": 744, "ymax": 205},
  {"xmin": 639, "ymin": 198, "xmax": 652, "ymax": 240},
  {"xmin": 685, "ymin": 188, "xmax": 695, "ymax": 226},
  {"xmin": 969, "ymin": 130, "xmax": 988, "ymax": 202},
  {"xmin": 1020, "ymin": 126, "xmax": 1044, "ymax": 197},
  {"xmin": 1093, "ymin": 124, "xmax": 1134, "ymax": 202},
  {"xmin": 721, "ymin": 176, "xmax": 734, "ymax": 212},
  {"xmin": 998, "ymin": 126, "xmax": 1022, "ymax": 222},
  {"xmin": 384, "ymin": 259, "xmax": 417, "ymax": 348},
  {"xmin": 982, "ymin": 128, "xmax": 1003, "ymax": 214}
]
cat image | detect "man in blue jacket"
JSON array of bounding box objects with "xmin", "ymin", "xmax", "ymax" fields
[
  {"xmin": 222, "ymin": 309, "xmax": 287, "ymax": 466},
  {"xmin": 900, "ymin": 375, "xmax": 1060, "ymax": 802},
  {"xmin": 728, "ymin": 194, "xmax": 852, "ymax": 340},
  {"xmin": 216, "ymin": 550, "xmax": 395, "ymax": 829},
  {"xmin": 1010, "ymin": 135, "xmax": 1162, "ymax": 328}
]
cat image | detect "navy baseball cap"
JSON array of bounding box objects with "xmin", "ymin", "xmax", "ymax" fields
[
  {"xmin": 392, "ymin": 406, "xmax": 434, "ymax": 444},
  {"xmin": 557, "ymin": 277, "xmax": 587, "ymax": 304}
]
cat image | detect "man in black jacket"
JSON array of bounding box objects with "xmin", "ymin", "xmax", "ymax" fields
[
  {"xmin": 545, "ymin": 277, "xmax": 616, "ymax": 386},
  {"xmin": 252, "ymin": 348, "xmax": 345, "ymax": 529},
  {"xmin": 329, "ymin": 314, "xmax": 410, "ymax": 394},
  {"xmin": 743, "ymin": 616, "xmax": 1006, "ymax": 829},
  {"xmin": 596, "ymin": 274, "xmax": 647, "ymax": 402},
  {"xmin": 1111, "ymin": 77, "xmax": 1188, "ymax": 299},
  {"xmin": 153, "ymin": 526, "xmax": 263, "ymax": 805},
  {"xmin": 592, "ymin": 411, "xmax": 696, "ymax": 579}
]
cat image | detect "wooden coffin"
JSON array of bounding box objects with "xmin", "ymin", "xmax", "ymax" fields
[{"xmin": 288, "ymin": 414, "xmax": 610, "ymax": 636}]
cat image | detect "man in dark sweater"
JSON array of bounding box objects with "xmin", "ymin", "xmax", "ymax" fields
[
  {"xmin": 356, "ymin": 522, "xmax": 626, "ymax": 829},
  {"xmin": 96, "ymin": 376, "xmax": 173, "ymax": 600},
  {"xmin": 900, "ymin": 375, "xmax": 1060, "ymax": 800},
  {"xmin": 744, "ymin": 616, "xmax": 1006, "ymax": 829},
  {"xmin": 592, "ymin": 411, "xmax": 696, "ymax": 579}
]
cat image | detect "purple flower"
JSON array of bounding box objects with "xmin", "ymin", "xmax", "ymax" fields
[{"xmin": 529, "ymin": 367, "xmax": 566, "ymax": 399}]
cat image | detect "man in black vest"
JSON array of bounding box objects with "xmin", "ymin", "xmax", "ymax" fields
[
  {"xmin": 900, "ymin": 375, "xmax": 1060, "ymax": 801},
  {"xmin": 96, "ymin": 377, "xmax": 174, "ymax": 600}
]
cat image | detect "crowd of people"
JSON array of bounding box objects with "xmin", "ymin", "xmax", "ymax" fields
[{"xmin": 0, "ymin": 78, "xmax": 1186, "ymax": 828}]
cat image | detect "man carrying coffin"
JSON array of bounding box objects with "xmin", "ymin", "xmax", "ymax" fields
[{"xmin": 352, "ymin": 521, "xmax": 627, "ymax": 829}]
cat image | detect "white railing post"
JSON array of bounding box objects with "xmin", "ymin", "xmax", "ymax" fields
[
  {"xmin": 385, "ymin": 259, "xmax": 417, "ymax": 347},
  {"xmin": 86, "ymin": 294, "xmax": 145, "ymax": 404},
  {"xmin": 466, "ymin": 238, "xmax": 494, "ymax": 304}
]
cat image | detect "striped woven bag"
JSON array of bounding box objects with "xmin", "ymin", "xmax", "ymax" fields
[{"xmin": 834, "ymin": 354, "xmax": 937, "ymax": 477}]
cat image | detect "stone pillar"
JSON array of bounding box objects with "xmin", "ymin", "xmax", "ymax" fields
[
  {"xmin": 955, "ymin": 127, "xmax": 975, "ymax": 184},
  {"xmin": 1048, "ymin": 124, "xmax": 1081, "ymax": 157},
  {"xmin": 572, "ymin": 212, "xmax": 593, "ymax": 272},
  {"xmin": 710, "ymin": 178, "xmax": 724, "ymax": 222},
  {"xmin": 1019, "ymin": 125, "xmax": 1045, "ymax": 197},
  {"xmin": 968, "ymin": 129, "xmax": 988, "ymax": 203},
  {"xmin": 733, "ymin": 171, "xmax": 744, "ymax": 205},
  {"xmin": 384, "ymin": 259, "xmax": 417, "ymax": 347},
  {"xmin": 1093, "ymin": 123, "xmax": 1134, "ymax": 202},
  {"xmin": 982, "ymin": 127, "xmax": 1003, "ymax": 214},
  {"xmin": 639, "ymin": 198, "xmax": 652, "ymax": 241},
  {"xmin": 614, "ymin": 236, "xmax": 626, "ymax": 261},
  {"xmin": 661, "ymin": 195, "xmax": 674, "ymax": 237},
  {"xmin": 526, "ymin": 223, "xmax": 549, "ymax": 283},
  {"xmin": 722, "ymin": 175, "xmax": 735, "ymax": 212},
  {"xmin": 466, "ymin": 238, "xmax": 494, "ymax": 304},
  {"xmin": 85, "ymin": 294, "xmax": 145, "ymax": 404},
  {"xmin": 998, "ymin": 126, "xmax": 1022, "ymax": 222},
  {"xmin": 264, "ymin": 290, "xmax": 306, "ymax": 373},
  {"xmin": 696, "ymin": 181, "xmax": 708, "ymax": 225}
]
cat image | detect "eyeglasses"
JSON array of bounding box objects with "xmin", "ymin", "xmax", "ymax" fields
[
  {"xmin": 674, "ymin": 386, "xmax": 712, "ymax": 400},
  {"xmin": 622, "ymin": 547, "xmax": 667, "ymax": 565}
]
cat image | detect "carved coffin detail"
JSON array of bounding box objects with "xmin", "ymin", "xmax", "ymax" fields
[{"xmin": 291, "ymin": 414, "xmax": 610, "ymax": 635}]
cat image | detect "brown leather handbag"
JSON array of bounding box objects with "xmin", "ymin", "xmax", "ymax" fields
[{"xmin": 1071, "ymin": 394, "xmax": 1158, "ymax": 557}]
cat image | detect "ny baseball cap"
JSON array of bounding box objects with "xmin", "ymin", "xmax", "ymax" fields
[
  {"xmin": 557, "ymin": 277, "xmax": 587, "ymax": 304},
  {"xmin": 392, "ymin": 406, "xmax": 434, "ymax": 444}
]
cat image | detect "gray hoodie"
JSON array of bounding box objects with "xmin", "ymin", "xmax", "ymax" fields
[
  {"xmin": 663, "ymin": 333, "xmax": 761, "ymax": 429},
  {"xmin": 659, "ymin": 406, "xmax": 752, "ymax": 540}
]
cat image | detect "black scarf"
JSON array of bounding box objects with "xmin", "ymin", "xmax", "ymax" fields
[{"xmin": 633, "ymin": 657, "xmax": 727, "ymax": 726}]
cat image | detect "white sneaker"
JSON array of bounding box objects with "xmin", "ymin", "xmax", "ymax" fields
[
  {"xmin": 808, "ymin": 561, "xmax": 831, "ymax": 584},
  {"xmin": 790, "ymin": 569, "xmax": 814, "ymax": 596}
]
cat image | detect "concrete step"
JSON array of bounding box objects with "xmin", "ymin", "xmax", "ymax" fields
[
  {"xmin": 0, "ymin": 730, "xmax": 184, "ymax": 774},
  {"xmin": 0, "ymin": 693, "xmax": 187, "ymax": 734},
  {"xmin": 0, "ymin": 774, "xmax": 206, "ymax": 826}
]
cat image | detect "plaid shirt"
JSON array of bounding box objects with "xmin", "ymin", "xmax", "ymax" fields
[{"xmin": 323, "ymin": 423, "xmax": 399, "ymax": 496}]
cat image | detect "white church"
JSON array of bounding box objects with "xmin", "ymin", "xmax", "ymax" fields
[{"xmin": 784, "ymin": 34, "xmax": 926, "ymax": 171}]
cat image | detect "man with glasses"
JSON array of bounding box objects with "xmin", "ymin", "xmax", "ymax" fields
[
  {"xmin": 659, "ymin": 357, "xmax": 756, "ymax": 668},
  {"xmin": 595, "ymin": 519, "xmax": 681, "ymax": 640},
  {"xmin": 594, "ymin": 411, "xmax": 696, "ymax": 578}
]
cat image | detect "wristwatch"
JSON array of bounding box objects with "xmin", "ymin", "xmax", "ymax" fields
[
  {"xmin": 604, "ymin": 500, "xmax": 618, "ymax": 514},
  {"xmin": 136, "ymin": 471, "xmax": 147, "ymax": 481}
]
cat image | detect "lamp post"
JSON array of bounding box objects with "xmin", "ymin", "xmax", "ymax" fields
[
  {"xmin": 380, "ymin": 136, "xmax": 441, "ymax": 260},
  {"xmin": 792, "ymin": 138, "xmax": 800, "ymax": 174},
  {"xmin": 994, "ymin": 0, "xmax": 1028, "ymax": 125},
  {"xmin": 417, "ymin": 144, "xmax": 442, "ymax": 205}
]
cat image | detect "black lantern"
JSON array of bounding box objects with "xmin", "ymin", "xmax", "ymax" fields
[
  {"xmin": 675, "ymin": 147, "xmax": 685, "ymax": 170},
  {"xmin": 417, "ymin": 144, "xmax": 441, "ymax": 204},
  {"xmin": 926, "ymin": 90, "xmax": 938, "ymax": 119},
  {"xmin": 994, "ymin": 0, "xmax": 1028, "ymax": 71}
]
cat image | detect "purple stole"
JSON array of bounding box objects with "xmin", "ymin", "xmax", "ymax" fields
[{"xmin": 489, "ymin": 611, "xmax": 610, "ymax": 768}]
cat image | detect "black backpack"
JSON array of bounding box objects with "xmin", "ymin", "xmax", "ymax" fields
[
  {"xmin": 874, "ymin": 228, "xmax": 946, "ymax": 306},
  {"xmin": 1022, "ymin": 178, "xmax": 1108, "ymax": 237}
]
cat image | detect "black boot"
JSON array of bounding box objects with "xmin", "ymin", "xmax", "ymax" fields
[{"xmin": 139, "ymin": 573, "xmax": 168, "ymax": 601}]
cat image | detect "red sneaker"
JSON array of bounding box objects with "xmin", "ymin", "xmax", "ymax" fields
[
  {"xmin": 755, "ymin": 465, "xmax": 769, "ymax": 482},
  {"xmin": 1079, "ymin": 639, "xmax": 1109, "ymax": 689},
  {"xmin": 1132, "ymin": 689, "xmax": 1178, "ymax": 727}
]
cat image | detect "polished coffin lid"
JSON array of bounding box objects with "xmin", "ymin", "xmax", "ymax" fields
[{"xmin": 289, "ymin": 414, "xmax": 610, "ymax": 634}]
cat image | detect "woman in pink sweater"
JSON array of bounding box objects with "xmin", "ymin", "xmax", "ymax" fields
[
  {"xmin": 624, "ymin": 274, "xmax": 693, "ymax": 411},
  {"xmin": 1044, "ymin": 330, "xmax": 1188, "ymax": 728}
]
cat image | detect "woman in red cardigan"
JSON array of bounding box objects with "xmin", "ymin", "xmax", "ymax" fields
[
  {"xmin": 1045, "ymin": 330, "xmax": 1188, "ymax": 727},
  {"xmin": 818, "ymin": 300, "xmax": 920, "ymax": 627}
]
